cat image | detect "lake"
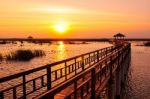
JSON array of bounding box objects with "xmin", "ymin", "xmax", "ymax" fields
[{"xmin": 0, "ymin": 41, "xmax": 150, "ymax": 99}]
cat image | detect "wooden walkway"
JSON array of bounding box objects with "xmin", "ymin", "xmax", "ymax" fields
[{"xmin": 0, "ymin": 43, "xmax": 131, "ymax": 99}]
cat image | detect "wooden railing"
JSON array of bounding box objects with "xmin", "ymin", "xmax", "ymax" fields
[
  {"xmin": 0, "ymin": 45, "xmax": 123, "ymax": 99},
  {"xmin": 38, "ymin": 43, "xmax": 131, "ymax": 99}
]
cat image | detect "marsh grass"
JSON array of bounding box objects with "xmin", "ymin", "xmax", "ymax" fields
[
  {"xmin": 144, "ymin": 42, "xmax": 150, "ymax": 46},
  {"xmin": 6, "ymin": 50, "xmax": 45, "ymax": 61},
  {"xmin": 0, "ymin": 53, "xmax": 2, "ymax": 61},
  {"xmin": 0, "ymin": 41, "xmax": 7, "ymax": 44}
]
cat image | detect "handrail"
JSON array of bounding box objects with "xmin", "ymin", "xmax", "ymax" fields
[
  {"xmin": 0, "ymin": 44, "xmax": 124, "ymax": 99},
  {"xmin": 0, "ymin": 46, "xmax": 115, "ymax": 83},
  {"xmin": 38, "ymin": 43, "xmax": 131, "ymax": 99}
]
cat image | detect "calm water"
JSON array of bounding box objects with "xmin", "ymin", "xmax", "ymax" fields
[
  {"xmin": 0, "ymin": 41, "xmax": 150, "ymax": 99},
  {"xmin": 124, "ymin": 42, "xmax": 150, "ymax": 99},
  {"xmin": 0, "ymin": 41, "xmax": 111, "ymax": 77}
]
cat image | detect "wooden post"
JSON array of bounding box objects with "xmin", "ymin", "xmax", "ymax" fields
[
  {"xmin": 109, "ymin": 56, "xmax": 113, "ymax": 84},
  {"xmin": 91, "ymin": 68, "xmax": 96, "ymax": 99},
  {"xmin": 46, "ymin": 67, "xmax": 52, "ymax": 90},
  {"xmin": 65, "ymin": 62, "xmax": 67, "ymax": 80},
  {"xmin": 74, "ymin": 81, "xmax": 77, "ymax": 99},
  {"xmin": 46, "ymin": 66, "xmax": 54, "ymax": 99},
  {"xmin": 89, "ymin": 54, "xmax": 91, "ymax": 66},
  {"xmin": 106, "ymin": 48, "xmax": 108, "ymax": 56},
  {"xmin": 97, "ymin": 51, "xmax": 99, "ymax": 62},
  {"xmin": 0, "ymin": 92, "xmax": 4, "ymax": 99},
  {"xmin": 82, "ymin": 56, "xmax": 84, "ymax": 71},
  {"xmin": 82, "ymin": 56, "xmax": 85, "ymax": 81},
  {"xmin": 22, "ymin": 75, "xmax": 26, "ymax": 99},
  {"xmin": 115, "ymin": 67, "xmax": 121, "ymax": 99},
  {"xmin": 75, "ymin": 58, "xmax": 77, "ymax": 75},
  {"xmin": 100, "ymin": 64, "xmax": 102, "ymax": 84}
]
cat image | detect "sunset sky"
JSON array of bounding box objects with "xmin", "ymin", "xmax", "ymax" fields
[{"xmin": 0, "ymin": 0, "xmax": 150, "ymax": 38}]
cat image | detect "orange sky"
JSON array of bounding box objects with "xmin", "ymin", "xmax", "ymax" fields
[{"xmin": 0, "ymin": 0, "xmax": 150, "ymax": 38}]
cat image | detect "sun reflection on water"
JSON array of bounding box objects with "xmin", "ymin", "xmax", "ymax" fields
[{"xmin": 56, "ymin": 41, "xmax": 67, "ymax": 61}]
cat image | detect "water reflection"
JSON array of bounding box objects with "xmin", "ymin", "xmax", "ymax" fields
[{"xmin": 56, "ymin": 41, "xmax": 67, "ymax": 61}]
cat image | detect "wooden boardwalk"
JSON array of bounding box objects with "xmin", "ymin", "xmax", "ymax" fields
[{"xmin": 0, "ymin": 43, "xmax": 131, "ymax": 99}]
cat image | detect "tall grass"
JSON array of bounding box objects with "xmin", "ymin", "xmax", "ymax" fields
[
  {"xmin": 144, "ymin": 42, "xmax": 150, "ymax": 46},
  {"xmin": 0, "ymin": 53, "xmax": 2, "ymax": 61},
  {"xmin": 0, "ymin": 41, "xmax": 7, "ymax": 44},
  {"xmin": 6, "ymin": 50, "xmax": 45, "ymax": 61}
]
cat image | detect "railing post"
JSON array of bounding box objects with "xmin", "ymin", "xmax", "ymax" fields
[
  {"xmin": 74, "ymin": 81, "xmax": 77, "ymax": 99},
  {"xmin": 75, "ymin": 58, "xmax": 77, "ymax": 75},
  {"xmin": 22, "ymin": 75, "xmax": 26, "ymax": 99},
  {"xmin": 82, "ymin": 56, "xmax": 84, "ymax": 70},
  {"xmin": 46, "ymin": 66, "xmax": 54, "ymax": 99},
  {"xmin": 100, "ymin": 64, "xmax": 102, "ymax": 84},
  {"xmin": 0, "ymin": 92, "xmax": 4, "ymax": 99},
  {"xmin": 109, "ymin": 56, "xmax": 113, "ymax": 84},
  {"xmin": 46, "ymin": 66, "xmax": 52, "ymax": 90},
  {"xmin": 106, "ymin": 48, "xmax": 108, "ymax": 56},
  {"xmin": 118, "ymin": 51, "xmax": 120, "ymax": 66},
  {"xmin": 97, "ymin": 51, "xmax": 99, "ymax": 62},
  {"xmin": 65, "ymin": 62, "xmax": 67, "ymax": 80},
  {"xmin": 91, "ymin": 68, "xmax": 96, "ymax": 99},
  {"xmin": 121, "ymin": 49, "xmax": 124, "ymax": 63},
  {"xmin": 89, "ymin": 54, "xmax": 91, "ymax": 66}
]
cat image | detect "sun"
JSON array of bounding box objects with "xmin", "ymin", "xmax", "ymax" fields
[{"xmin": 55, "ymin": 24, "xmax": 67, "ymax": 33}]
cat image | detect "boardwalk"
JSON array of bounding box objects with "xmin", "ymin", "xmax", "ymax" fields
[{"xmin": 0, "ymin": 43, "xmax": 131, "ymax": 99}]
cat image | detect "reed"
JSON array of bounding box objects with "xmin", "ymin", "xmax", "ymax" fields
[
  {"xmin": 0, "ymin": 53, "xmax": 2, "ymax": 61},
  {"xmin": 0, "ymin": 41, "xmax": 7, "ymax": 44},
  {"xmin": 6, "ymin": 49, "xmax": 45, "ymax": 61},
  {"xmin": 144, "ymin": 42, "xmax": 150, "ymax": 46}
]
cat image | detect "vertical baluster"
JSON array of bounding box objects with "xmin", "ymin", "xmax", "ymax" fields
[
  {"xmin": 89, "ymin": 54, "xmax": 90, "ymax": 66},
  {"xmin": 78, "ymin": 61, "xmax": 80, "ymax": 68},
  {"xmin": 68, "ymin": 66, "xmax": 71, "ymax": 74},
  {"xmin": 82, "ymin": 56, "xmax": 84, "ymax": 71},
  {"xmin": 81, "ymin": 86, "xmax": 84, "ymax": 99},
  {"xmin": 60, "ymin": 68, "xmax": 63, "ymax": 78},
  {"xmin": 101, "ymin": 49, "xmax": 104, "ymax": 58},
  {"xmin": 72, "ymin": 64, "xmax": 74, "ymax": 72},
  {"xmin": 22, "ymin": 75, "xmax": 26, "ymax": 99},
  {"xmin": 100, "ymin": 64, "xmax": 102, "ymax": 84},
  {"xmin": 105, "ymin": 61, "xmax": 107, "ymax": 77},
  {"xmin": 97, "ymin": 51, "xmax": 99, "ymax": 62},
  {"xmin": 74, "ymin": 81, "xmax": 77, "ymax": 99},
  {"xmin": 86, "ymin": 82, "xmax": 89, "ymax": 93},
  {"xmin": 46, "ymin": 66, "xmax": 54, "ymax": 99},
  {"xmin": 55, "ymin": 71, "xmax": 57, "ymax": 80},
  {"xmin": 33, "ymin": 79, "xmax": 36, "ymax": 91},
  {"xmin": 91, "ymin": 68, "xmax": 96, "ymax": 99},
  {"xmin": 41, "ymin": 76, "xmax": 44, "ymax": 87},
  {"xmin": 94, "ymin": 52, "xmax": 96, "ymax": 63},
  {"xmin": 13, "ymin": 87, "xmax": 16, "ymax": 99},
  {"xmin": 75, "ymin": 58, "xmax": 77, "ymax": 75},
  {"xmin": 106, "ymin": 48, "xmax": 108, "ymax": 56},
  {"xmin": 0, "ymin": 92, "xmax": 4, "ymax": 99},
  {"xmin": 109, "ymin": 56, "xmax": 113, "ymax": 84},
  {"xmin": 46, "ymin": 66, "xmax": 51, "ymax": 90},
  {"xmin": 65, "ymin": 62, "xmax": 67, "ymax": 80},
  {"xmin": 100, "ymin": 49, "xmax": 102, "ymax": 59},
  {"xmin": 85, "ymin": 58, "xmax": 86, "ymax": 65}
]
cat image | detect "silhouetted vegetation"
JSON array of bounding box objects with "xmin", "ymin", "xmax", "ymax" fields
[
  {"xmin": 144, "ymin": 42, "xmax": 150, "ymax": 46},
  {"xmin": 0, "ymin": 41, "xmax": 7, "ymax": 44},
  {"xmin": 6, "ymin": 50, "xmax": 45, "ymax": 61},
  {"xmin": 28, "ymin": 36, "xmax": 33, "ymax": 39},
  {"xmin": 0, "ymin": 53, "xmax": 2, "ymax": 61}
]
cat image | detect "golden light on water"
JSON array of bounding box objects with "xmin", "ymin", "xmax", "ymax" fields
[
  {"xmin": 56, "ymin": 41, "xmax": 67, "ymax": 61},
  {"xmin": 58, "ymin": 41, "xmax": 64, "ymax": 45}
]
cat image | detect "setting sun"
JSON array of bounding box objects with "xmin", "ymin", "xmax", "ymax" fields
[{"xmin": 54, "ymin": 23, "xmax": 67, "ymax": 33}]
